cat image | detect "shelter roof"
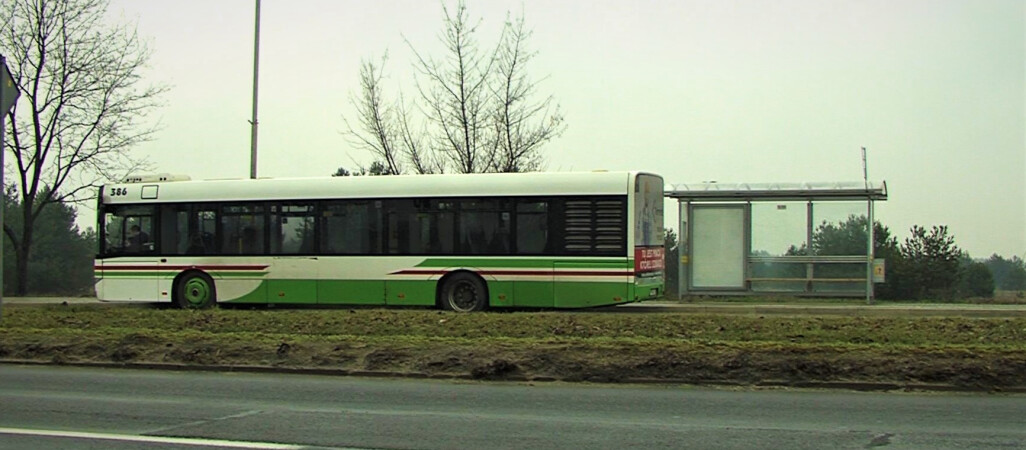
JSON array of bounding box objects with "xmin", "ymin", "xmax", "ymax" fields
[{"xmin": 665, "ymin": 181, "xmax": 887, "ymax": 201}]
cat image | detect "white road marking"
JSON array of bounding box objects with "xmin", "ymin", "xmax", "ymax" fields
[
  {"xmin": 0, "ymin": 427, "xmax": 305, "ymax": 449},
  {"xmin": 144, "ymin": 409, "xmax": 267, "ymax": 435}
]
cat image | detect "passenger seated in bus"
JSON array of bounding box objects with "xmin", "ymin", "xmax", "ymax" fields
[
  {"xmin": 186, "ymin": 233, "xmax": 206, "ymax": 254},
  {"xmin": 241, "ymin": 226, "xmax": 261, "ymax": 253},
  {"xmin": 126, "ymin": 225, "xmax": 149, "ymax": 252},
  {"xmin": 487, "ymin": 230, "xmax": 510, "ymax": 253}
]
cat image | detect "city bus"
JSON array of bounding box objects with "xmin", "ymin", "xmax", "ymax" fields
[{"xmin": 94, "ymin": 171, "xmax": 665, "ymax": 311}]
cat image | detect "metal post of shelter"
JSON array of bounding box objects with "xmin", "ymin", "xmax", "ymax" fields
[
  {"xmin": 866, "ymin": 197, "xmax": 875, "ymax": 304},
  {"xmin": 863, "ymin": 147, "xmax": 874, "ymax": 305},
  {"xmin": 677, "ymin": 200, "xmax": 686, "ymax": 300}
]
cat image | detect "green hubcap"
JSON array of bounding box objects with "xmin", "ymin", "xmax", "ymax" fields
[{"xmin": 183, "ymin": 278, "xmax": 211, "ymax": 306}]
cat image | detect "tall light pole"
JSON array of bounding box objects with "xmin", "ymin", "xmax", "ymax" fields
[{"xmin": 249, "ymin": 0, "xmax": 261, "ymax": 179}]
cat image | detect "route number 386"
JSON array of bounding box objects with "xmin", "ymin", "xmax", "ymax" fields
[{"xmin": 110, "ymin": 187, "xmax": 128, "ymax": 197}]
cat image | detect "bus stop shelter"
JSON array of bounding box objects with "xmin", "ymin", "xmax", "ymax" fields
[{"xmin": 666, "ymin": 181, "xmax": 887, "ymax": 300}]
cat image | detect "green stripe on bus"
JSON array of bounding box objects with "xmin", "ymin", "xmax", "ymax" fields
[{"xmin": 218, "ymin": 278, "xmax": 639, "ymax": 308}]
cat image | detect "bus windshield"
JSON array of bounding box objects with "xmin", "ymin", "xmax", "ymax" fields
[{"xmin": 103, "ymin": 205, "xmax": 155, "ymax": 255}]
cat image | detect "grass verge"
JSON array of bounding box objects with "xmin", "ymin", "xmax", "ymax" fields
[{"xmin": 2, "ymin": 304, "xmax": 1025, "ymax": 389}]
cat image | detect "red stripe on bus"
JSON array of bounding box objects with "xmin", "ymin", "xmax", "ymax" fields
[{"xmin": 94, "ymin": 265, "xmax": 270, "ymax": 271}]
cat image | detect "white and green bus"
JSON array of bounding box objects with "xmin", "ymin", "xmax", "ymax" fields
[{"xmin": 95, "ymin": 171, "xmax": 665, "ymax": 311}]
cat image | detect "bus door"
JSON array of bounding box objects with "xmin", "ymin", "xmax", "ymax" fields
[
  {"xmin": 317, "ymin": 200, "xmax": 385, "ymax": 305},
  {"xmin": 268, "ymin": 256, "xmax": 318, "ymax": 303},
  {"xmin": 156, "ymin": 204, "xmax": 190, "ymax": 301},
  {"xmin": 99, "ymin": 205, "xmax": 160, "ymax": 300},
  {"xmin": 267, "ymin": 204, "xmax": 319, "ymax": 304},
  {"xmin": 512, "ymin": 200, "xmax": 555, "ymax": 307}
]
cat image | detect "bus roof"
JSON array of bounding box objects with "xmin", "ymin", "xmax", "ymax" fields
[{"xmin": 102, "ymin": 171, "xmax": 662, "ymax": 204}]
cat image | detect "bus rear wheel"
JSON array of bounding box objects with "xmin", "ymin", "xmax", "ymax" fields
[
  {"xmin": 175, "ymin": 272, "xmax": 217, "ymax": 309},
  {"xmin": 440, "ymin": 273, "xmax": 487, "ymax": 312}
]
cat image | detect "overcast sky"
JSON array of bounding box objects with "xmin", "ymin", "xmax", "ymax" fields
[{"xmin": 105, "ymin": 0, "xmax": 1024, "ymax": 258}]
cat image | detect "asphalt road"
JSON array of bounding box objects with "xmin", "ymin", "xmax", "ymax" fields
[
  {"xmin": 1, "ymin": 365, "xmax": 1024, "ymax": 449},
  {"xmin": 5, "ymin": 295, "xmax": 1026, "ymax": 317}
]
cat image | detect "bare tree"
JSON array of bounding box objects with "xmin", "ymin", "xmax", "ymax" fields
[
  {"xmin": 395, "ymin": 91, "xmax": 442, "ymax": 174},
  {"xmin": 1, "ymin": 0, "xmax": 166, "ymax": 295},
  {"xmin": 409, "ymin": 0, "xmax": 498, "ymax": 174},
  {"xmin": 341, "ymin": 56, "xmax": 402, "ymax": 175},
  {"xmin": 491, "ymin": 12, "xmax": 565, "ymax": 173},
  {"xmin": 332, "ymin": 161, "xmax": 391, "ymax": 177},
  {"xmin": 341, "ymin": 56, "xmax": 441, "ymax": 175},
  {"xmin": 344, "ymin": 1, "xmax": 564, "ymax": 175}
]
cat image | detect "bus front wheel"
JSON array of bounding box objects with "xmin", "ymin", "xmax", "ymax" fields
[
  {"xmin": 174, "ymin": 271, "xmax": 217, "ymax": 309},
  {"xmin": 440, "ymin": 273, "xmax": 488, "ymax": 312}
]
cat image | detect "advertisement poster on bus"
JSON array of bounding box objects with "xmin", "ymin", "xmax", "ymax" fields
[
  {"xmin": 634, "ymin": 174, "xmax": 664, "ymax": 273},
  {"xmin": 634, "ymin": 174, "xmax": 664, "ymax": 248}
]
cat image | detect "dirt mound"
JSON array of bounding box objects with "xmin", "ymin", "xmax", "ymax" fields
[
  {"xmin": 471, "ymin": 359, "xmax": 519, "ymax": 380},
  {"xmin": 3, "ymin": 306, "xmax": 1026, "ymax": 390}
]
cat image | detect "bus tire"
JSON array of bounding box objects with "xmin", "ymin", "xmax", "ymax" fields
[
  {"xmin": 439, "ymin": 272, "xmax": 488, "ymax": 312},
  {"xmin": 174, "ymin": 271, "xmax": 217, "ymax": 309}
]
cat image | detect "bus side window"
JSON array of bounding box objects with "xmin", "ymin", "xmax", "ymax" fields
[
  {"xmin": 190, "ymin": 209, "xmax": 217, "ymax": 255},
  {"xmin": 222, "ymin": 204, "xmax": 265, "ymax": 255},
  {"xmin": 160, "ymin": 205, "xmax": 189, "ymax": 255},
  {"xmin": 321, "ymin": 201, "xmax": 382, "ymax": 255},
  {"xmin": 458, "ymin": 199, "xmax": 510, "ymax": 255},
  {"xmin": 516, "ymin": 200, "xmax": 549, "ymax": 254},
  {"xmin": 271, "ymin": 204, "xmax": 315, "ymax": 254}
]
